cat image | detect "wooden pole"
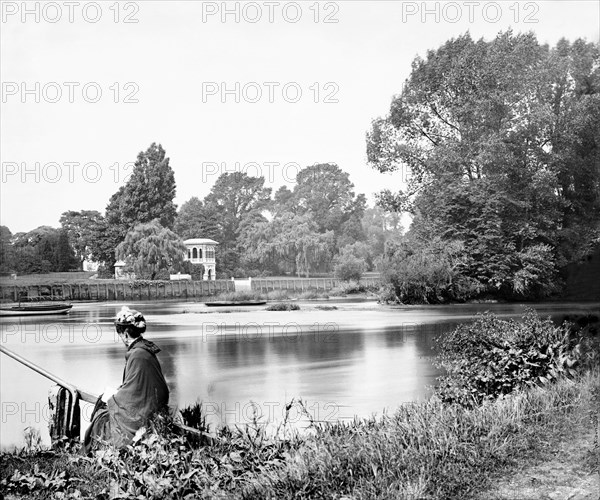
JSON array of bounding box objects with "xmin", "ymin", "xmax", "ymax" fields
[{"xmin": 0, "ymin": 345, "xmax": 96, "ymax": 403}]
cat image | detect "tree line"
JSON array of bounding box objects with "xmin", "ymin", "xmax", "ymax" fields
[
  {"xmin": 0, "ymin": 144, "xmax": 401, "ymax": 280},
  {"xmin": 1, "ymin": 32, "xmax": 597, "ymax": 302}
]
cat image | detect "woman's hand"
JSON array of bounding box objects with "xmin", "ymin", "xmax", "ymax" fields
[{"xmin": 101, "ymin": 386, "xmax": 117, "ymax": 402}]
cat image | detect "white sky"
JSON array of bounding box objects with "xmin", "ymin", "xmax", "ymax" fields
[{"xmin": 1, "ymin": 0, "xmax": 599, "ymax": 234}]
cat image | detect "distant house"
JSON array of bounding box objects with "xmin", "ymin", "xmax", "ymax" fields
[{"xmin": 183, "ymin": 238, "xmax": 218, "ymax": 280}]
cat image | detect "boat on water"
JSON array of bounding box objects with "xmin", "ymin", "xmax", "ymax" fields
[
  {"xmin": 205, "ymin": 301, "xmax": 267, "ymax": 307},
  {"xmin": 0, "ymin": 303, "xmax": 73, "ymax": 317}
]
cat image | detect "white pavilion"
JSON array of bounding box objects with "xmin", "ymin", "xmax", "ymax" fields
[{"xmin": 183, "ymin": 238, "xmax": 218, "ymax": 280}]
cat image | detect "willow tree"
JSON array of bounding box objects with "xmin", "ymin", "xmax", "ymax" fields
[
  {"xmin": 240, "ymin": 213, "xmax": 334, "ymax": 277},
  {"xmin": 116, "ymin": 220, "xmax": 186, "ymax": 280}
]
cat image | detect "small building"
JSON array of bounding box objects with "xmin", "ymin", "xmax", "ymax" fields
[
  {"xmin": 114, "ymin": 260, "xmax": 134, "ymax": 280},
  {"xmin": 183, "ymin": 238, "xmax": 218, "ymax": 280}
]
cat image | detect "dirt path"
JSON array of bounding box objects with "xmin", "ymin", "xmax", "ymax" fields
[{"xmin": 479, "ymin": 427, "xmax": 599, "ymax": 500}]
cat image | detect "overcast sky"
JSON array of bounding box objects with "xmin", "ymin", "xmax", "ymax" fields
[{"xmin": 1, "ymin": 0, "xmax": 598, "ymax": 234}]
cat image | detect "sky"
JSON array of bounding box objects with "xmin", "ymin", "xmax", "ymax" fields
[{"xmin": 1, "ymin": 0, "xmax": 599, "ymax": 234}]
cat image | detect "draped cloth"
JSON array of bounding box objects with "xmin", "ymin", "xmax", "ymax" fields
[{"xmin": 83, "ymin": 338, "xmax": 169, "ymax": 453}]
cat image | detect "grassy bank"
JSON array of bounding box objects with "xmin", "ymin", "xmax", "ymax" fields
[{"xmin": 1, "ymin": 370, "xmax": 597, "ymax": 499}]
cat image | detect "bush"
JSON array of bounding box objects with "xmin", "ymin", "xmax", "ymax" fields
[
  {"xmin": 433, "ymin": 310, "xmax": 584, "ymax": 406},
  {"xmin": 266, "ymin": 302, "xmax": 300, "ymax": 311},
  {"xmin": 180, "ymin": 261, "xmax": 204, "ymax": 280},
  {"xmin": 380, "ymin": 238, "xmax": 481, "ymax": 303},
  {"xmin": 333, "ymin": 253, "xmax": 366, "ymax": 282},
  {"xmin": 96, "ymin": 264, "xmax": 114, "ymax": 279},
  {"xmin": 154, "ymin": 269, "xmax": 171, "ymax": 281}
]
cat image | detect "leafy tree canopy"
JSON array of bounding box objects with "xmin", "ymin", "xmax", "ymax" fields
[
  {"xmin": 174, "ymin": 197, "xmax": 221, "ymax": 241},
  {"xmin": 367, "ymin": 31, "xmax": 600, "ymax": 299},
  {"xmin": 116, "ymin": 220, "xmax": 186, "ymax": 280},
  {"xmin": 106, "ymin": 143, "xmax": 177, "ymax": 233},
  {"xmin": 60, "ymin": 210, "xmax": 105, "ymax": 266},
  {"xmin": 240, "ymin": 212, "xmax": 334, "ymax": 277}
]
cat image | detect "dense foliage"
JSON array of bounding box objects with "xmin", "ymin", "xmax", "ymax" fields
[
  {"xmin": 116, "ymin": 220, "xmax": 187, "ymax": 280},
  {"xmin": 333, "ymin": 246, "xmax": 366, "ymax": 281},
  {"xmin": 235, "ymin": 164, "xmax": 370, "ymax": 278},
  {"xmin": 368, "ymin": 32, "xmax": 600, "ymax": 300},
  {"xmin": 434, "ymin": 310, "xmax": 586, "ymax": 406},
  {"xmin": 379, "ymin": 237, "xmax": 477, "ymax": 303},
  {"xmin": 0, "ymin": 226, "xmax": 78, "ymax": 274}
]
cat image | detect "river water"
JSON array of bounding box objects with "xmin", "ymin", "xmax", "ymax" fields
[{"xmin": 1, "ymin": 300, "xmax": 596, "ymax": 449}]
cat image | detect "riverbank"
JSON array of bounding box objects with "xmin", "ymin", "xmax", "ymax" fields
[{"xmin": 1, "ymin": 370, "xmax": 597, "ymax": 499}]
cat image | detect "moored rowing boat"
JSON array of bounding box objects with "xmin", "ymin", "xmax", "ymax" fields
[{"xmin": 0, "ymin": 303, "xmax": 73, "ymax": 316}]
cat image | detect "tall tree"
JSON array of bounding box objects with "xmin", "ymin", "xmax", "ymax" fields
[
  {"xmin": 116, "ymin": 220, "xmax": 186, "ymax": 280},
  {"xmin": 203, "ymin": 172, "xmax": 272, "ymax": 275},
  {"xmin": 367, "ymin": 31, "xmax": 599, "ymax": 299},
  {"xmin": 292, "ymin": 163, "xmax": 366, "ymax": 238},
  {"xmin": 60, "ymin": 210, "xmax": 105, "ymax": 268},
  {"xmin": 105, "ymin": 143, "xmax": 178, "ymax": 266},
  {"xmin": 55, "ymin": 230, "xmax": 78, "ymax": 271},
  {"xmin": 174, "ymin": 197, "xmax": 220, "ymax": 241}
]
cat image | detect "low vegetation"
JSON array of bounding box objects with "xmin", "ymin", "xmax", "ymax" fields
[
  {"xmin": 265, "ymin": 302, "xmax": 301, "ymax": 311},
  {"xmin": 209, "ymin": 290, "xmax": 265, "ymax": 302},
  {"xmin": 434, "ymin": 310, "xmax": 595, "ymax": 406}
]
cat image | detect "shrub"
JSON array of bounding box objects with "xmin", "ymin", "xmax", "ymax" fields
[
  {"xmin": 153, "ymin": 269, "xmax": 171, "ymax": 281},
  {"xmin": 380, "ymin": 238, "xmax": 481, "ymax": 303},
  {"xmin": 433, "ymin": 310, "xmax": 584, "ymax": 406},
  {"xmin": 333, "ymin": 253, "xmax": 366, "ymax": 282},
  {"xmin": 266, "ymin": 302, "xmax": 300, "ymax": 311},
  {"xmin": 96, "ymin": 264, "xmax": 114, "ymax": 279}
]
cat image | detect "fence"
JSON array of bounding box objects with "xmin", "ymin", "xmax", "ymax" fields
[
  {"xmin": 0, "ymin": 280, "xmax": 235, "ymax": 302},
  {"xmin": 0, "ymin": 276, "xmax": 382, "ymax": 303},
  {"xmin": 251, "ymin": 276, "xmax": 381, "ymax": 293}
]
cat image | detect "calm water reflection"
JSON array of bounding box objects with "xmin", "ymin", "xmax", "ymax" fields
[{"xmin": 1, "ymin": 300, "xmax": 596, "ymax": 449}]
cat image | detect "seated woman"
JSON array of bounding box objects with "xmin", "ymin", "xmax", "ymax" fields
[{"xmin": 83, "ymin": 307, "xmax": 169, "ymax": 453}]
